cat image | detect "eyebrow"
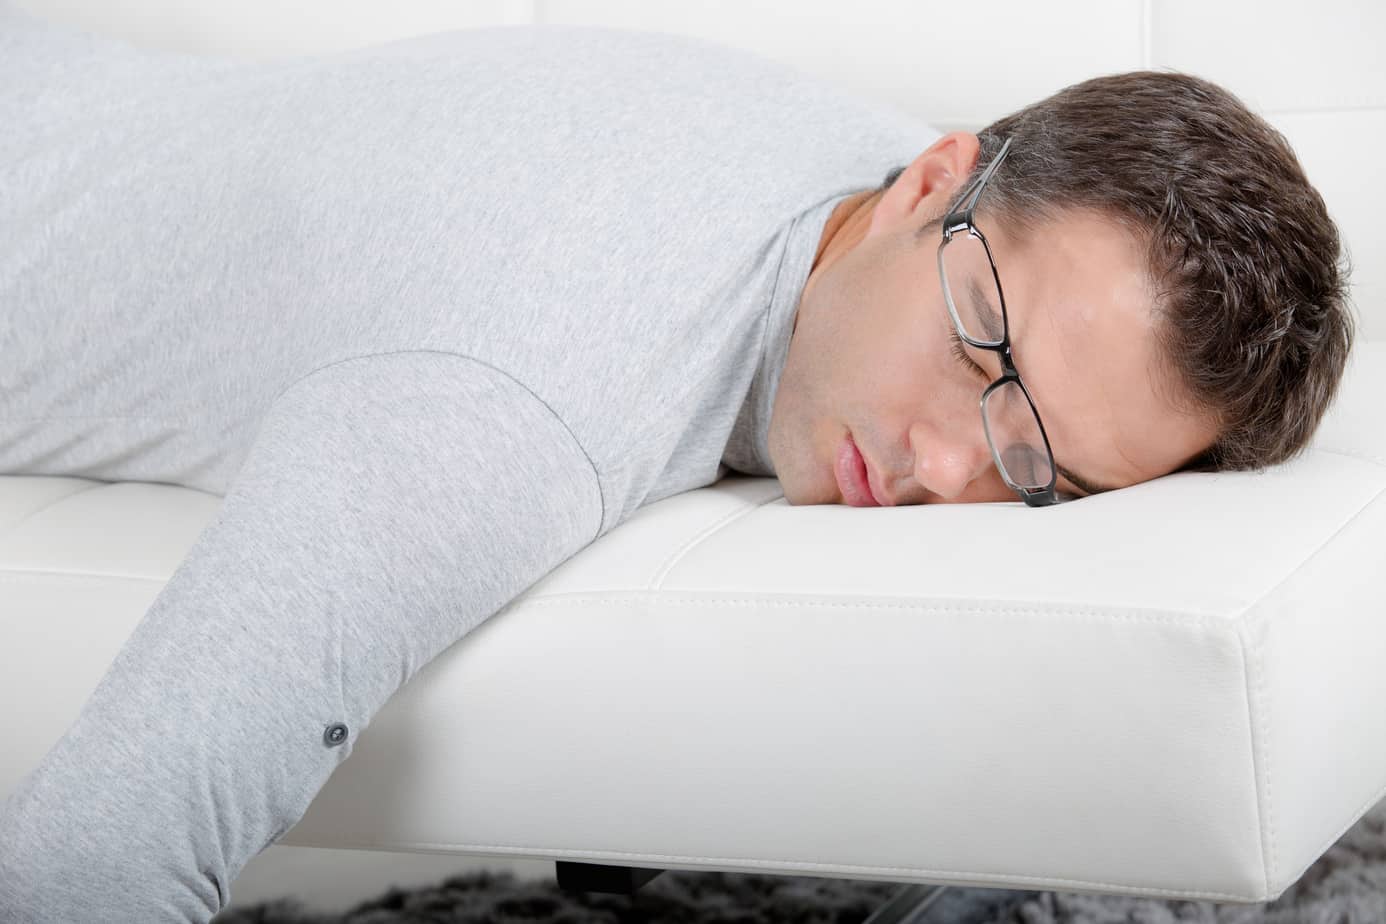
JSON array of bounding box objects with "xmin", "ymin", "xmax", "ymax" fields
[
  {"xmin": 967, "ymin": 283, "xmax": 1118, "ymax": 498},
  {"xmin": 968, "ymin": 280, "xmax": 1005, "ymax": 342}
]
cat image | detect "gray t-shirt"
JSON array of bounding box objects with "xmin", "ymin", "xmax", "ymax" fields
[
  {"xmin": 0, "ymin": 7, "xmax": 939, "ymax": 531},
  {"xmin": 1, "ymin": 11, "xmax": 948, "ymax": 916}
]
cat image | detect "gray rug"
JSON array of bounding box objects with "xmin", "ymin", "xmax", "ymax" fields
[{"xmin": 213, "ymin": 798, "xmax": 1386, "ymax": 923}]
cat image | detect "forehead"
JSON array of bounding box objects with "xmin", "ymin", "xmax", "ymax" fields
[{"xmin": 979, "ymin": 207, "xmax": 1214, "ymax": 487}]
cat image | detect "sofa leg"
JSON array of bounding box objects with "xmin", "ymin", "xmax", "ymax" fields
[
  {"xmin": 555, "ymin": 860, "xmax": 665, "ymax": 894},
  {"xmin": 554, "ymin": 862, "xmax": 1026, "ymax": 924},
  {"xmin": 861, "ymin": 882, "xmax": 949, "ymax": 923},
  {"xmin": 865, "ymin": 883, "xmax": 1040, "ymax": 924}
]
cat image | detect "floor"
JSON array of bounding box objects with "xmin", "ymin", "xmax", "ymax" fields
[
  {"xmin": 225, "ymin": 844, "xmax": 556, "ymax": 914},
  {"xmin": 224, "ymin": 846, "xmax": 1036, "ymax": 923}
]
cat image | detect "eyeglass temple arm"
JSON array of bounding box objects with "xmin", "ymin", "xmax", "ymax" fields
[{"xmin": 945, "ymin": 135, "xmax": 1014, "ymax": 231}]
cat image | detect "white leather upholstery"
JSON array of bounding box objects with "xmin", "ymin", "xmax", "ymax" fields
[
  {"xmin": 3, "ymin": 341, "xmax": 1383, "ymax": 902},
  {"xmin": 4, "ymin": 0, "xmax": 1384, "ymax": 906}
]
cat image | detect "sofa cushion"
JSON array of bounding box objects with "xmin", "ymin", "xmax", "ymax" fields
[{"xmin": 2, "ymin": 340, "xmax": 1383, "ymax": 904}]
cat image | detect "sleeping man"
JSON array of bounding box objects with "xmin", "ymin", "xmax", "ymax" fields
[{"xmin": 0, "ymin": 5, "xmax": 1354, "ymax": 920}]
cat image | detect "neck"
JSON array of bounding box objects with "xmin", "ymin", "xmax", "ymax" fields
[{"xmin": 805, "ymin": 187, "xmax": 883, "ymax": 289}]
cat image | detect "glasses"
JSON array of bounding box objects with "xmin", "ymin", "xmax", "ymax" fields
[{"xmin": 936, "ymin": 136, "xmax": 1060, "ymax": 507}]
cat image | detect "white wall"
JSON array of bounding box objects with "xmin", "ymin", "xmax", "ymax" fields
[{"xmin": 15, "ymin": 0, "xmax": 1385, "ymax": 341}]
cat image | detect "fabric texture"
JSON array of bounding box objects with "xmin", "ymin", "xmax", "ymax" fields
[{"xmin": 0, "ymin": 8, "xmax": 939, "ymax": 921}]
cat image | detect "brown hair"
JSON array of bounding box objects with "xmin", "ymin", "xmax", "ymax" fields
[{"xmin": 882, "ymin": 70, "xmax": 1356, "ymax": 474}]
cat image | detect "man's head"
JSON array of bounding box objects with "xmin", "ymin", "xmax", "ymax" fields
[{"xmin": 769, "ymin": 70, "xmax": 1356, "ymax": 506}]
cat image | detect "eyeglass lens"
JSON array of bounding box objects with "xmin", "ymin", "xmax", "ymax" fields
[{"xmin": 941, "ymin": 232, "xmax": 1055, "ymax": 491}]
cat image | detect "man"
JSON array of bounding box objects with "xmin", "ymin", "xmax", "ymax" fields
[
  {"xmin": 0, "ymin": 7, "xmax": 1353, "ymax": 921},
  {"xmin": 774, "ymin": 80, "xmax": 1353, "ymax": 506}
]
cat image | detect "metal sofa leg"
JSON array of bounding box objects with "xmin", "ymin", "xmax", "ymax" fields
[
  {"xmin": 866, "ymin": 883, "xmax": 1039, "ymax": 924},
  {"xmin": 555, "ymin": 861, "xmax": 1029, "ymax": 924},
  {"xmin": 861, "ymin": 883, "xmax": 949, "ymax": 923},
  {"xmin": 555, "ymin": 860, "xmax": 665, "ymax": 894},
  {"xmin": 553, "ymin": 860, "xmax": 939, "ymax": 912}
]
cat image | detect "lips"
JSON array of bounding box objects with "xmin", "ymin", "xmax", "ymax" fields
[
  {"xmin": 861, "ymin": 444, "xmax": 892, "ymax": 506},
  {"xmin": 835, "ymin": 434, "xmax": 882, "ymax": 507}
]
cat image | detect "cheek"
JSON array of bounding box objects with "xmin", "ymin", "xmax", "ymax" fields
[
  {"xmin": 808, "ymin": 286, "xmax": 910, "ymax": 385},
  {"xmin": 861, "ymin": 312, "xmax": 941, "ymax": 403},
  {"xmin": 812, "ymin": 256, "xmax": 970, "ymax": 407}
]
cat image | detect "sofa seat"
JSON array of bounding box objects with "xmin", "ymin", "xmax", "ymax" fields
[{"xmin": 3, "ymin": 341, "xmax": 1384, "ymax": 905}]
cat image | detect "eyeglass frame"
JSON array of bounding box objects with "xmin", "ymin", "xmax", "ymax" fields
[{"xmin": 935, "ymin": 135, "xmax": 1061, "ymax": 507}]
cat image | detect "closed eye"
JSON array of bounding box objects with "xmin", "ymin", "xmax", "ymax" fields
[
  {"xmin": 948, "ymin": 325, "xmax": 1091, "ymax": 502},
  {"xmin": 948, "ymin": 325, "xmax": 990, "ymax": 381}
]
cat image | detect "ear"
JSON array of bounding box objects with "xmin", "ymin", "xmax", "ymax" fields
[{"xmin": 865, "ymin": 131, "xmax": 982, "ymax": 241}]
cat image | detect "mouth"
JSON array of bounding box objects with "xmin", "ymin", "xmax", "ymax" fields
[{"xmin": 835, "ymin": 433, "xmax": 883, "ymax": 507}]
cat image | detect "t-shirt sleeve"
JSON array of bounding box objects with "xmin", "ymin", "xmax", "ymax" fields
[{"xmin": 0, "ymin": 350, "xmax": 604, "ymax": 918}]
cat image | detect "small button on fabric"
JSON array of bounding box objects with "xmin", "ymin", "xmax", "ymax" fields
[{"xmin": 323, "ymin": 723, "xmax": 349, "ymax": 747}]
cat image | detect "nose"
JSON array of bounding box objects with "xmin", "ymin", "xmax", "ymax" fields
[{"xmin": 908, "ymin": 418, "xmax": 999, "ymax": 502}]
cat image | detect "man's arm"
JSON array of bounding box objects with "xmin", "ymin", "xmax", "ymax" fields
[{"xmin": 0, "ymin": 350, "xmax": 603, "ymax": 921}]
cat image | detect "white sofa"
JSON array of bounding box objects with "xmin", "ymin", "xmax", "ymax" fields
[{"xmin": 4, "ymin": 0, "xmax": 1384, "ymax": 916}]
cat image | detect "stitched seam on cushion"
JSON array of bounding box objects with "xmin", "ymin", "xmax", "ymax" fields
[
  {"xmin": 0, "ymin": 569, "xmax": 164, "ymax": 583},
  {"xmin": 516, "ymin": 597, "xmax": 1222, "ymax": 625},
  {"xmin": 1313, "ymin": 445, "xmax": 1386, "ymax": 470},
  {"xmin": 269, "ymin": 348, "xmax": 607, "ymax": 545},
  {"xmin": 1240, "ymin": 481, "xmax": 1386, "ymax": 624},
  {"xmin": 2, "ymin": 480, "xmax": 106, "ymax": 533},
  {"xmin": 1238, "ymin": 616, "xmax": 1273, "ymax": 899},
  {"xmin": 1236, "ymin": 481, "xmax": 1386, "ymax": 896},
  {"xmin": 650, "ymin": 491, "xmax": 784, "ymax": 591}
]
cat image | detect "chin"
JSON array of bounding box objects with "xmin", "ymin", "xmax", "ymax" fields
[
  {"xmin": 776, "ymin": 484, "xmax": 813, "ymax": 506},
  {"xmin": 765, "ymin": 422, "xmax": 840, "ymax": 506},
  {"xmin": 807, "ymin": 463, "xmax": 842, "ymax": 504},
  {"xmin": 772, "ymin": 473, "xmax": 829, "ymax": 506}
]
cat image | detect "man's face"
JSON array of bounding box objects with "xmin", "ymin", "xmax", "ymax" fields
[{"xmin": 767, "ymin": 132, "xmax": 1219, "ymax": 506}]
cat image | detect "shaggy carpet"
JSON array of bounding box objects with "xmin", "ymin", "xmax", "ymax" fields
[{"xmin": 213, "ymin": 798, "xmax": 1386, "ymax": 924}]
